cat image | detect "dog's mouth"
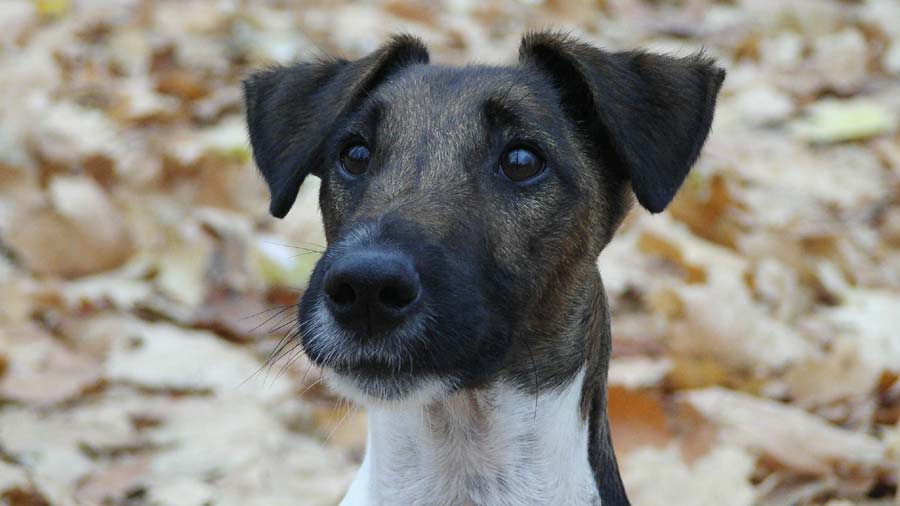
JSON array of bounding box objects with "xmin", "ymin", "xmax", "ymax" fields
[
  {"xmin": 323, "ymin": 353, "xmax": 455, "ymax": 406},
  {"xmin": 331, "ymin": 357, "xmax": 412, "ymax": 378}
]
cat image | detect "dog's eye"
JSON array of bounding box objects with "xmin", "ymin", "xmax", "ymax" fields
[
  {"xmin": 499, "ymin": 147, "xmax": 544, "ymax": 182},
  {"xmin": 340, "ymin": 143, "xmax": 371, "ymax": 175}
]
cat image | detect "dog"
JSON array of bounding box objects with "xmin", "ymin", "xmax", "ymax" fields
[{"xmin": 243, "ymin": 31, "xmax": 724, "ymax": 506}]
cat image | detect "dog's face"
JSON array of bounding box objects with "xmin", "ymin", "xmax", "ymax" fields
[{"xmin": 244, "ymin": 33, "xmax": 724, "ymax": 405}]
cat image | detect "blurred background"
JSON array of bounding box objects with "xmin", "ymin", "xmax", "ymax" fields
[{"xmin": 0, "ymin": 0, "xmax": 899, "ymax": 505}]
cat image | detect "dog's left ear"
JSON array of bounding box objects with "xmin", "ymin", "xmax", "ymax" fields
[
  {"xmin": 519, "ymin": 32, "xmax": 725, "ymax": 213},
  {"xmin": 244, "ymin": 35, "xmax": 429, "ymax": 218}
]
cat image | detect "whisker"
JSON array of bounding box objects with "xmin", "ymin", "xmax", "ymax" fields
[
  {"xmin": 298, "ymin": 375, "xmax": 323, "ymax": 399},
  {"xmin": 258, "ymin": 328, "xmax": 302, "ymax": 383},
  {"xmin": 323, "ymin": 401, "xmax": 358, "ymax": 448},
  {"xmin": 260, "ymin": 240, "xmax": 326, "ymax": 253},
  {"xmin": 266, "ymin": 314, "xmax": 300, "ymax": 335},
  {"xmin": 246, "ymin": 306, "xmax": 294, "ymax": 335},
  {"xmin": 240, "ymin": 304, "xmax": 294, "ymax": 321},
  {"xmin": 298, "ymin": 358, "xmax": 316, "ymax": 388},
  {"xmin": 240, "ymin": 327, "xmax": 299, "ymax": 387},
  {"xmin": 275, "ymin": 343, "xmax": 308, "ymax": 381}
]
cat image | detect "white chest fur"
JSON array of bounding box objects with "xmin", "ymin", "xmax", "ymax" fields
[{"xmin": 340, "ymin": 369, "xmax": 599, "ymax": 506}]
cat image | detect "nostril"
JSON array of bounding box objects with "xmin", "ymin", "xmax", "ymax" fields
[
  {"xmin": 379, "ymin": 283, "xmax": 418, "ymax": 309},
  {"xmin": 328, "ymin": 282, "xmax": 356, "ymax": 306}
]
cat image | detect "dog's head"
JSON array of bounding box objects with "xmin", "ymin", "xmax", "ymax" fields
[{"xmin": 244, "ymin": 32, "xmax": 724, "ymax": 405}]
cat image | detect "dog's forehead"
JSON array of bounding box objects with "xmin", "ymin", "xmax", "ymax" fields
[{"xmin": 371, "ymin": 64, "xmax": 556, "ymax": 122}]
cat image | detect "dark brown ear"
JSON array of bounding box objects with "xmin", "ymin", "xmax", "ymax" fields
[
  {"xmin": 243, "ymin": 35, "xmax": 429, "ymax": 218},
  {"xmin": 519, "ymin": 32, "xmax": 725, "ymax": 213}
]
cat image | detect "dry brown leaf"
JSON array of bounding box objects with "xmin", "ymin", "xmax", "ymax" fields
[
  {"xmin": 0, "ymin": 460, "xmax": 30, "ymax": 494},
  {"xmin": 807, "ymin": 28, "xmax": 869, "ymax": 95},
  {"xmin": 820, "ymin": 289, "xmax": 900, "ymax": 376},
  {"xmin": 0, "ymin": 323, "xmax": 102, "ymax": 405},
  {"xmin": 783, "ymin": 340, "xmax": 881, "ymax": 406},
  {"xmin": 0, "ymin": 404, "xmax": 138, "ymax": 504},
  {"xmin": 667, "ymin": 356, "xmax": 732, "ymax": 391},
  {"xmin": 608, "ymin": 357, "xmax": 672, "ymax": 390},
  {"xmin": 212, "ymin": 436, "xmax": 356, "ymax": 506},
  {"xmin": 54, "ymin": 269, "xmax": 155, "ymax": 311},
  {"xmin": 155, "ymin": 70, "xmax": 210, "ymax": 102},
  {"xmin": 192, "ymin": 290, "xmax": 275, "ymax": 342},
  {"xmin": 73, "ymin": 456, "xmax": 150, "ymax": 505},
  {"xmin": 153, "ymin": 228, "xmax": 211, "ymax": 310},
  {"xmin": 0, "ymin": 487, "xmax": 52, "ymax": 506},
  {"xmin": 383, "ymin": 1, "xmax": 437, "ymax": 24},
  {"xmin": 637, "ymin": 213, "xmax": 748, "ymax": 283},
  {"xmin": 112, "ymin": 78, "xmax": 182, "ymax": 123},
  {"xmin": 7, "ymin": 176, "xmax": 133, "ymax": 278},
  {"xmin": 144, "ymin": 478, "xmax": 214, "ymax": 506},
  {"xmin": 729, "ymin": 82, "xmax": 795, "ymax": 126},
  {"xmin": 104, "ymin": 319, "xmax": 292, "ymax": 400},
  {"xmin": 622, "ymin": 444, "xmax": 757, "ymax": 506},
  {"xmin": 668, "ymin": 276, "xmax": 817, "ymax": 373},
  {"xmin": 608, "ymin": 386, "xmax": 672, "ymax": 455},
  {"xmin": 27, "ymin": 100, "xmax": 119, "ymax": 169},
  {"xmin": 140, "ymin": 395, "xmax": 356, "ymax": 506},
  {"xmin": 684, "ymin": 387, "xmax": 887, "ymax": 475},
  {"xmin": 668, "ymin": 172, "xmax": 745, "ymax": 249}
]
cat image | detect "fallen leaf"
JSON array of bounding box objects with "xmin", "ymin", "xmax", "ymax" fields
[
  {"xmin": 34, "ymin": 0, "xmax": 68, "ymax": 18},
  {"xmin": 73, "ymin": 456, "xmax": 150, "ymax": 505},
  {"xmin": 684, "ymin": 387, "xmax": 887, "ymax": 474},
  {"xmin": 105, "ymin": 320, "xmax": 292, "ymax": 401},
  {"xmin": 145, "ymin": 478, "xmax": 214, "ymax": 506},
  {"xmin": 807, "ymin": 28, "xmax": 869, "ymax": 95},
  {"xmin": 792, "ymin": 99, "xmax": 898, "ymax": 144},
  {"xmin": 783, "ymin": 340, "xmax": 881, "ymax": 406},
  {"xmin": 608, "ymin": 386, "xmax": 672, "ymax": 455},
  {"xmin": 192, "ymin": 290, "xmax": 276, "ymax": 342},
  {"xmin": 668, "ymin": 276, "xmax": 817, "ymax": 373},
  {"xmin": 820, "ymin": 288, "xmax": 900, "ymax": 376},
  {"xmin": 608, "ymin": 357, "xmax": 672, "ymax": 390},
  {"xmin": 0, "ymin": 323, "xmax": 103, "ymax": 405},
  {"xmin": 0, "ymin": 404, "xmax": 139, "ymax": 503},
  {"xmin": 153, "ymin": 229, "xmax": 211, "ymax": 309},
  {"xmin": 622, "ymin": 444, "xmax": 757, "ymax": 506},
  {"xmin": 0, "ymin": 460, "xmax": 29, "ymax": 494},
  {"xmin": 1, "ymin": 487, "xmax": 51, "ymax": 506},
  {"xmin": 667, "ymin": 356, "xmax": 732, "ymax": 391},
  {"xmin": 155, "ymin": 70, "xmax": 210, "ymax": 102},
  {"xmin": 7, "ymin": 176, "xmax": 134, "ymax": 278},
  {"xmin": 730, "ymin": 83, "xmax": 795, "ymax": 126}
]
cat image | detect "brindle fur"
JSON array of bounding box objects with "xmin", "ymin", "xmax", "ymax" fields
[{"xmin": 244, "ymin": 31, "xmax": 724, "ymax": 505}]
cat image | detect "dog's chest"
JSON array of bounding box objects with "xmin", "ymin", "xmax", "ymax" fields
[{"xmin": 343, "ymin": 374, "xmax": 599, "ymax": 506}]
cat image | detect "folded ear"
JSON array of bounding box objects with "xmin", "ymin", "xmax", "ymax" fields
[
  {"xmin": 519, "ymin": 32, "xmax": 725, "ymax": 213},
  {"xmin": 243, "ymin": 35, "xmax": 429, "ymax": 218}
]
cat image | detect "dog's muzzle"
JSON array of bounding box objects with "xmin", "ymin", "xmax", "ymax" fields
[{"xmin": 298, "ymin": 218, "xmax": 496, "ymax": 403}]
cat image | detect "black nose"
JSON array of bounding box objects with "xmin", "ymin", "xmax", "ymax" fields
[{"xmin": 323, "ymin": 249, "xmax": 421, "ymax": 335}]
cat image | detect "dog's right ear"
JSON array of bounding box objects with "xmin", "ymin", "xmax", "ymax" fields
[
  {"xmin": 519, "ymin": 32, "xmax": 725, "ymax": 214},
  {"xmin": 243, "ymin": 35, "xmax": 429, "ymax": 218}
]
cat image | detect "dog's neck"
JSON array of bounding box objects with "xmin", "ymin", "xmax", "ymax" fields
[{"xmin": 341, "ymin": 369, "xmax": 599, "ymax": 506}]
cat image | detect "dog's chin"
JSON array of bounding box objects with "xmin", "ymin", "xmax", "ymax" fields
[{"xmin": 323, "ymin": 368, "xmax": 457, "ymax": 408}]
